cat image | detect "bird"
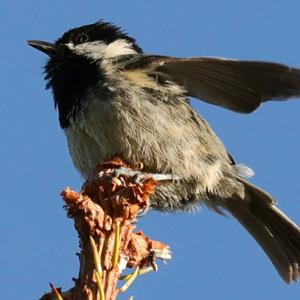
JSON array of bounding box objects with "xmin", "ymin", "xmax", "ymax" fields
[{"xmin": 28, "ymin": 20, "xmax": 300, "ymax": 283}]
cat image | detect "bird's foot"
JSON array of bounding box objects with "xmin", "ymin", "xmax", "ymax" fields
[{"xmin": 113, "ymin": 167, "xmax": 180, "ymax": 184}]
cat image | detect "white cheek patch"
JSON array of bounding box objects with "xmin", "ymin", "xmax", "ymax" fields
[
  {"xmin": 66, "ymin": 39, "xmax": 137, "ymax": 61},
  {"xmin": 102, "ymin": 39, "xmax": 137, "ymax": 58},
  {"xmin": 67, "ymin": 41, "xmax": 107, "ymax": 60}
]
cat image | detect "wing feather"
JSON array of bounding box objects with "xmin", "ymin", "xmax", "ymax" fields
[{"xmin": 119, "ymin": 55, "xmax": 300, "ymax": 113}]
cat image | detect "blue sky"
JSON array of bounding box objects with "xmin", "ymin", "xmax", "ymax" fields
[{"xmin": 2, "ymin": 1, "xmax": 300, "ymax": 299}]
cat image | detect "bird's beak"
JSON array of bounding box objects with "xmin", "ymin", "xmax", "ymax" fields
[{"xmin": 27, "ymin": 40, "xmax": 58, "ymax": 56}]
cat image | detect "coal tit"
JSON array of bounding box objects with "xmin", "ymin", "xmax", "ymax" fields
[{"xmin": 28, "ymin": 21, "xmax": 300, "ymax": 283}]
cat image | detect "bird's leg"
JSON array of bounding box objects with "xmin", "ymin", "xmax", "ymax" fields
[
  {"xmin": 113, "ymin": 166, "xmax": 180, "ymax": 219},
  {"xmin": 113, "ymin": 167, "xmax": 180, "ymax": 184}
]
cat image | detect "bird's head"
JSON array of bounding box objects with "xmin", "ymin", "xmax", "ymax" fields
[
  {"xmin": 28, "ymin": 20, "xmax": 142, "ymax": 61},
  {"xmin": 28, "ymin": 21, "xmax": 141, "ymax": 128}
]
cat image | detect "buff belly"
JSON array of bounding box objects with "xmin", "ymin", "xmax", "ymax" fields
[{"xmin": 64, "ymin": 92, "xmax": 242, "ymax": 211}]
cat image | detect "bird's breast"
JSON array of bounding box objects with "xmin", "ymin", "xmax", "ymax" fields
[
  {"xmin": 64, "ymin": 85, "xmax": 231, "ymax": 200},
  {"xmin": 64, "ymin": 93, "xmax": 124, "ymax": 178}
]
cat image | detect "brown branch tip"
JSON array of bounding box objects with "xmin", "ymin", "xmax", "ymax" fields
[{"xmin": 40, "ymin": 158, "xmax": 172, "ymax": 300}]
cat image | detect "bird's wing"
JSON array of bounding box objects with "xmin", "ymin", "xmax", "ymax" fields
[{"xmin": 118, "ymin": 55, "xmax": 300, "ymax": 113}]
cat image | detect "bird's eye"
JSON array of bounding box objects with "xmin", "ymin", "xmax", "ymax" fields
[{"xmin": 77, "ymin": 33, "xmax": 89, "ymax": 44}]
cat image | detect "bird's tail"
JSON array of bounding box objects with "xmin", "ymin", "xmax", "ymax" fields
[{"xmin": 222, "ymin": 178, "xmax": 300, "ymax": 283}]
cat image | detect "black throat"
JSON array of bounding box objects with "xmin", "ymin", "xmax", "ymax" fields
[{"xmin": 45, "ymin": 53, "xmax": 103, "ymax": 129}]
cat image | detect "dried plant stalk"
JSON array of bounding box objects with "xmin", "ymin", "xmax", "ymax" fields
[{"xmin": 39, "ymin": 159, "xmax": 171, "ymax": 300}]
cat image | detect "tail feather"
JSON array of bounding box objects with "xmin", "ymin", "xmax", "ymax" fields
[{"xmin": 223, "ymin": 178, "xmax": 300, "ymax": 283}]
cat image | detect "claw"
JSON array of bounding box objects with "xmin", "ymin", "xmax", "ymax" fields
[{"xmin": 137, "ymin": 204, "xmax": 151, "ymax": 218}]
